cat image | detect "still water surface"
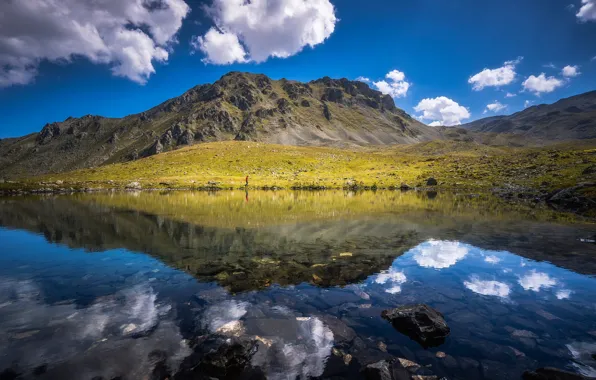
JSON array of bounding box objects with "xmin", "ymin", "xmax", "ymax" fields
[{"xmin": 1, "ymin": 191, "xmax": 596, "ymax": 379}]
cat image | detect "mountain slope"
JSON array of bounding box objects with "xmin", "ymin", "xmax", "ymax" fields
[
  {"xmin": 0, "ymin": 72, "xmax": 441, "ymax": 179},
  {"xmin": 461, "ymin": 90, "xmax": 596, "ymax": 142}
]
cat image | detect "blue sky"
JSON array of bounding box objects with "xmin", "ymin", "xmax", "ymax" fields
[{"xmin": 0, "ymin": 0, "xmax": 595, "ymax": 138}]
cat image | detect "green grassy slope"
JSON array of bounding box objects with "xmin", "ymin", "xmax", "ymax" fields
[{"xmin": 7, "ymin": 140, "xmax": 592, "ymax": 195}]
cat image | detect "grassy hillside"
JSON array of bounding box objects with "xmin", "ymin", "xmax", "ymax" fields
[{"xmin": 4, "ymin": 140, "xmax": 593, "ymax": 195}]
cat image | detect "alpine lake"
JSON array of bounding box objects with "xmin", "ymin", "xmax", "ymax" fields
[{"xmin": 1, "ymin": 190, "xmax": 596, "ymax": 380}]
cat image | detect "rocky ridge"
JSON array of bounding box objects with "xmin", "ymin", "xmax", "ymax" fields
[{"xmin": 0, "ymin": 72, "xmax": 441, "ymax": 178}]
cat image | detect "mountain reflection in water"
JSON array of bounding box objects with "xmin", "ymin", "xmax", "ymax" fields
[{"xmin": 0, "ymin": 191, "xmax": 596, "ymax": 380}]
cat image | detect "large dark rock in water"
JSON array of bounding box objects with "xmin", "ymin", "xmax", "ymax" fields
[
  {"xmin": 174, "ymin": 336, "xmax": 259, "ymax": 380},
  {"xmin": 381, "ymin": 304, "xmax": 450, "ymax": 347},
  {"xmin": 522, "ymin": 367, "xmax": 591, "ymax": 380}
]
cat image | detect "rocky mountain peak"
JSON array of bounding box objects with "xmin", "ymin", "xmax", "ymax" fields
[{"xmin": 1, "ymin": 72, "xmax": 440, "ymax": 178}]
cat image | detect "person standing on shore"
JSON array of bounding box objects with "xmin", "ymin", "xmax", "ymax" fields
[{"xmin": 245, "ymin": 175, "xmax": 249, "ymax": 187}]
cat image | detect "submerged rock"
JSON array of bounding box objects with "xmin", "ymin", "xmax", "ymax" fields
[
  {"xmin": 362, "ymin": 360, "xmax": 393, "ymax": 380},
  {"xmin": 522, "ymin": 367, "xmax": 591, "ymax": 380},
  {"xmin": 381, "ymin": 304, "xmax": 450, "ymax": 348},
  {"xmin": 362, "ymin": 358, "xmax": 437, "ymax": 380}
]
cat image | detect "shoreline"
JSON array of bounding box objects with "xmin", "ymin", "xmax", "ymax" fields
[{"xmin": 1, "ymin": 182, "xmax": 594, "ymax": 221}]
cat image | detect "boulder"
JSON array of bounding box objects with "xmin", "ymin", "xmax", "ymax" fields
[
  {"xmin": 126, "ymin": 181, "xmax": 142, "ymax": 190},
  {"xmin": 522, "ymin": 367, "xmax": 590, "ymax": 380},
  {"xmin": 426, "ymin": 178, "xmax": 438, "ymax": 186},
  {"xmin": 381, "ymin": 304, "xmax": 450, "ymax": 347}
]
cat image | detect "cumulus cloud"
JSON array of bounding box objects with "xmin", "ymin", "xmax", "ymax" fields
[
  {"xmin": 556, "ymin": 289, "xmax": 572, "ymax": 300},
  {"xmin": 356, "ymin": 76, "xmax": 371, "ymax": 83},
  {"xmin": 566, "ymin": 341, "xmax": 596, "ymax": 377},
  {"xmin": 191, "ymin": 29, "xmax": 247, "ymax": 64},
  {"xmin": 193, "ymin": 0, "xmax": 337, "ymax": 64},
  {"xmin": 484, "ymin": 101, "xmax": 507, "ymax": 114},
  {"xmin": 522, "ymin": 73, "xmax": 564, "ymax": 95},
  {"xmin": 411, "ymin": 240, "xmax": 469, "ymax": 269},
  {"xmin": 505, "ymin": 92, "xmax": 517, "ymax": 98},
  {"xmin": 202, "ymin": 300, "xmax": 248, "ymax": 333},
  {"xmin": 484, "ymin": 255, "xmax": 502, "ymax": 264},
  {"xmin": 464, "ymin": 277, "xmax": 511, "ymax": 298},
  {"xmin": 414, "ymin": 97, "xmax": 471, "ymax": 126},
  {"xmin": 518, "ymin": 270, "xmax": 557, "ymax": 291},
  {"xmin": 468, "ymin": 57, "xmax": 523, "ymax": 91},
  {"xmin": 373, "ymin": 69, "xmax": 411, "ymax": 98},
  {"xmin": 251, "ymin": 316, "xmax": 334, "ymax": 380},
  {"xmin": 562, "ymin": 65, "xmax": 581, "ymax": 77},
  {"xmin": 577, "ymin": 0, "xmax": 596, "ymax": 21},
  {"xmin": 524, "ymin": 100, "xmax": 534, "ymax": 108},
  {"xmin": 0, "ymin": 0, "xmax": 190, "ymax": 87},
  {"xmin": 0, "ymin": 279, "xmax": 190, "ymax": 379},
  {"xmin": 374, "ymin": 269, "xmax": 407, "ymax": 294}
]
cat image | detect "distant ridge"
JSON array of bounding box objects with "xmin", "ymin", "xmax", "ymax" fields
[{"xmin": 461, "ymin": 90, "xmax": 596, "ymax": 142}]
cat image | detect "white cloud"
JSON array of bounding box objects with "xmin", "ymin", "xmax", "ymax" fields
[
  {"xmin": 411, "ymin": 240, "xmax": 469, "ymax": 269},
  {"xmin": 0, "ymin": 279, "xmax": 190, "ymax": 379},
  {"xmin": 484, "ymin": 255, "xmax": 502, "ymax": 264},
  {"xmin": 468, "ymin": 57, "xmax": 523, "ymax": 91},
  {"xmin": 505, "ymin": 92, "xmax": 517, "ymax": 98},
  {"xmin": 518, "ymin": 270, "xmax": 557, "ymax": 292},
  {"xmin": 524, "ymin": 100, "xmax": 534, "ymax": 108},
  {"xmin": 567, "ymin": 342, "xmax": 596, "ymax": 377},
  {"xmin": 522, "ymin": 73, "xmax": 564, "ymax": 95},
  {"xmin": 375, "ymin": 270, "xmax": 407, "ymax": 285},
  {"xmin": 556, "ymin": 289, "xmax": 572, "ymax": 300},
  {"xmin": 484, "ymin": 101, "xmax": 507, "ymax": 114},
  {"xmin": 543, "ymin": 63, "xmax": 557, "ymax": 69},
  {"xmin": 562, "ymin": 65, "xmax": 581, "ymax": 77},
  {"xmin": 414, "ymin": 97, "xmax": 471, "ymax": 126},
  {"xmin": 577, "ymin": 0, "xmax": 596, "ymax": 21},
  {"xmin": 356, "ymin": 76, "xmax": 371, "ymax": 83},
  {"xmin": 191, "ymin": 29, "xmax": 247, "ymax": 64},
  {"xmin": 202, "ymin": 300, "xmax": 248, "ymax": 332},
  {"xmin": 251, "ymin": 316, "xmax": 334, "ymax": 380},
  {"xmin": 193, "ymin": 0, "xmax": 337, "ymax": 64},
  {"xmin": 373, "ymin": 69, "xmax": 411, "ymax": 98},
  {"xmin": 464, "ymin": 277, "xmax": 511, "ymax": 298},
  {"xmin": 0, "ymin": 0, "xmax": 190, "ymax": 87},
  {"xmin": 374, "ymin": 269, "xmax": 407, "ymax": 294}
]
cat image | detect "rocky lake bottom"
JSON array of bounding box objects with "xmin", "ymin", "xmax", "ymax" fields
[{"xmin": 0, "ymin": 190, "xmax": 595, "ymax": 380}]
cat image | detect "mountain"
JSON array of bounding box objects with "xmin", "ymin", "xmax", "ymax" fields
[
  {"xmin": 461, "ymin": 90, "xmax": 596, "ymax": 142},
  {"xmin": 0, "ymin": 72, "xmax": 441, "ymax": 178}
]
